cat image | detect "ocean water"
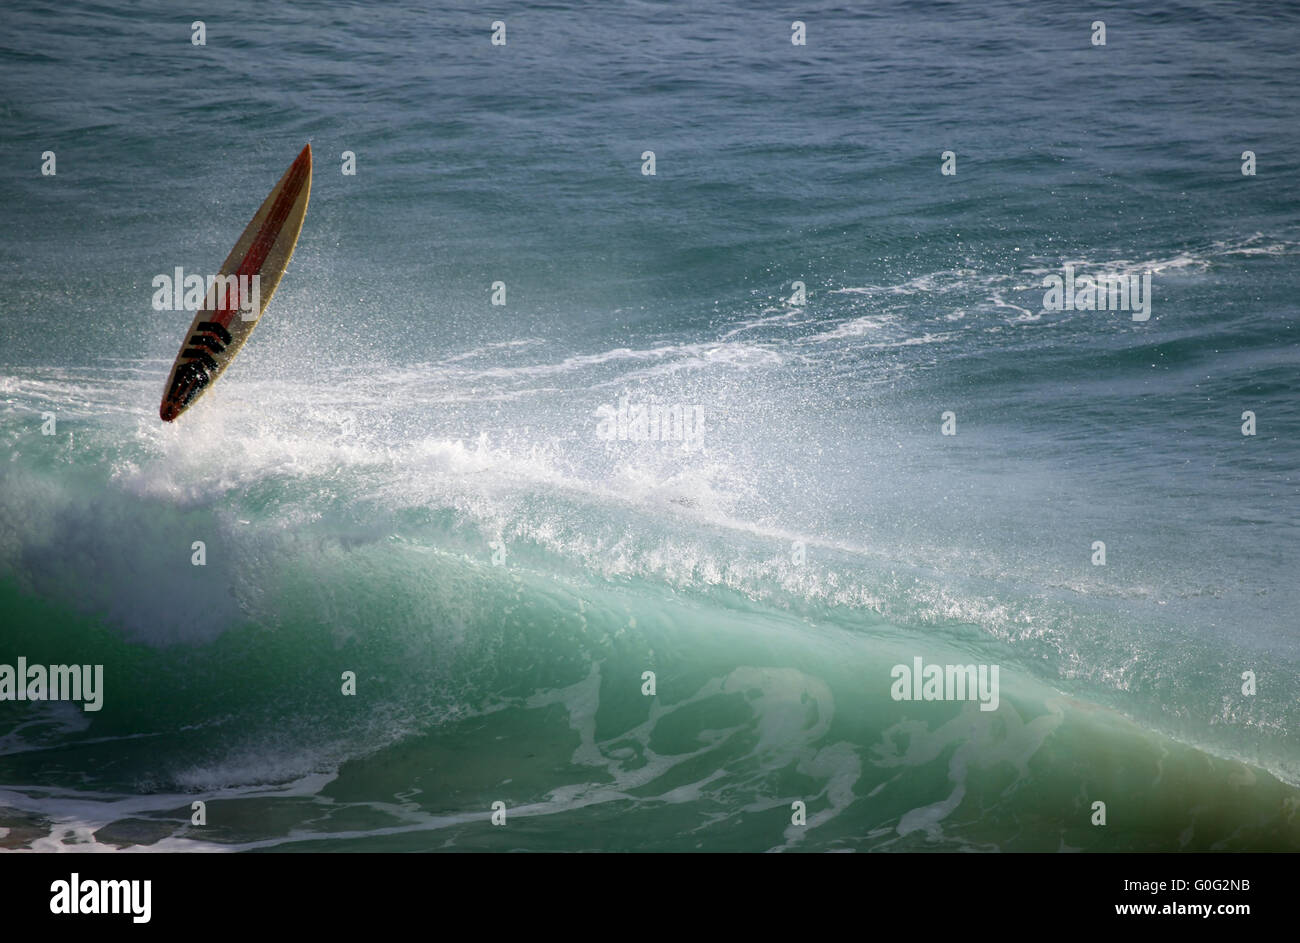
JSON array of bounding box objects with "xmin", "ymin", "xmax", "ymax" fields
[{"xmin": 1, "ymin": 0, "xmax": 1299, "ymax": 852}]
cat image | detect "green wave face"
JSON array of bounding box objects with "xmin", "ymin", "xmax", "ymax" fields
[{"xmin": 1, "ymin": 411, "xmax": 1298, "ymax": 852}]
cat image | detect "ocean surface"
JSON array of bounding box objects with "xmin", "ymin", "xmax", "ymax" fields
[{"xmin": 1, "ymin": 0, "xmax": 1298, "ymax": 851}]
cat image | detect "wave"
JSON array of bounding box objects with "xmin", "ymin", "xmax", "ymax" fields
[{"xmin": 2, "ymin": 231, "xmax": 1298, "ymax": 849}]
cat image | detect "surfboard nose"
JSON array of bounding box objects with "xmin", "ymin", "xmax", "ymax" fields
[{"xmin": 160, "ymin": 400, "xmax": 180, "ymax": 422}]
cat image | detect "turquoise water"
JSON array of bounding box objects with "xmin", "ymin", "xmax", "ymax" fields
[{"xmin": 1, "ymin": 0, "xmax": 1299, "ymax": 851}]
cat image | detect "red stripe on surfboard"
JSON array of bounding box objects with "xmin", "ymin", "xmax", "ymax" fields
[{"xmin": 213, "ymin": 145, "xmax": 311, "ymax": 328}]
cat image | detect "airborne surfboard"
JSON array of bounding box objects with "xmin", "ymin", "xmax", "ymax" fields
[{"xmin": 159, "ymin": 144, "xmax": 312, "ymax": 421}]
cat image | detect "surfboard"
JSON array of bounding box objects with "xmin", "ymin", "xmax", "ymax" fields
[{"xmin": 159, "ymin": 144, "xmax": 312, "ymax": 421}]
